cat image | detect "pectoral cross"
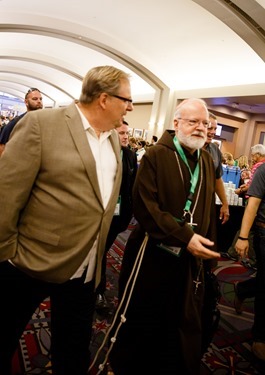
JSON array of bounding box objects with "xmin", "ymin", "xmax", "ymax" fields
[
  {"xmin": 193, "ymin": 259, "xmax": 203, "ymax": 294},
  {"xmin": 193, "ymin": 279, "xmax": 202, "ymax": 294},
  {"xmin": 187, "ymin": 213, "xmax": 197, "ymax": 227}
]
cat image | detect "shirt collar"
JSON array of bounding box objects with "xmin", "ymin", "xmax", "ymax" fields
[{"xmin": 75, "ymin": 103, "xmax": 112, "ymax": 137}]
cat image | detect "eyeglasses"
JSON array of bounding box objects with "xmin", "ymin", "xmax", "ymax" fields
[
  {"xmin": 25, "ymin": 88, "xmax": 40, "ymax": 99},
  {"xmin": 111, "ymin": 94, "xmax": 133, "ymax": 105},
  {"xmin": 178, "ymin": 118, "xmax": 210, "ymax": 128}
]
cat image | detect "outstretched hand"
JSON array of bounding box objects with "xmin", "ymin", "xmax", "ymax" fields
[{"xmin": 187, "ymin": 233, "xmax": 220, "ymax": 259}]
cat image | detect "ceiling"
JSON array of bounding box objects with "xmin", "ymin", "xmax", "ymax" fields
[
  {"xmin": 1, "ymin": 0, "xmax": 265, "ymax": 114},
  {"xmin": 204, "ymin": 95, "xmax": 265, "ymax": 114}
]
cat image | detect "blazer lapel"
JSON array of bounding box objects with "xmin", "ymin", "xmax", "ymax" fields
[
  {"xmin": 64, "ymin": 103, "xmax": 102, "ymax": 204},
  {"xmin": 64, "ymin": 103, "xmax": 122, "ymax": 207},
  {"xmin": 107, "ymin": 131, "xmax": 122, "ymax": 209}
]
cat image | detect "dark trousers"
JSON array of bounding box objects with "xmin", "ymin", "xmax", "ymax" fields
[
  {"xmin": 237, "ymin": 277, "xmax": 256, "ymax": 300},
  {"xmin": 0, "ymin": 261, "xmax": 96, "ymax": 375},
  {"xmin": 252, "ymin": 226, "xmax": 265, "ymax": 342}
]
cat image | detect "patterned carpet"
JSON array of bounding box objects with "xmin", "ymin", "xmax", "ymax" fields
[
  {"xmin": 11, "ymin": 226, "xmax": 129, "ymax": 375},
  {"xmin": 201, "ymin": 258, "xmax": 265, "ymax": 375},
  {"xmin": 12, "ymin": 299, "xmax": 52, "ymax": 374},
  {"xmin": 11, "ymin": 221, "xmax": 265, "ymax": 374}
]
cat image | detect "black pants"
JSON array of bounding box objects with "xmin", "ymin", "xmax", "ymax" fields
[
  {"xmin": 0, "ymin": 261, "xmax": 96, "ymax": 375},
  {"xmin": 237, "ymin": 276, "xmax": 256, "ymax": 300}
]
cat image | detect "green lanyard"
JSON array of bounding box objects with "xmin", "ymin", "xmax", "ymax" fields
[{"xmin": 173, "ymin": 136, "xmax": 200, "ymax": 215}]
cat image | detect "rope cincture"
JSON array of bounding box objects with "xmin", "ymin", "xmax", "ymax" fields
[{"xmin": 88, "ymin": 233, "xmax": 149, "ymax": 375}]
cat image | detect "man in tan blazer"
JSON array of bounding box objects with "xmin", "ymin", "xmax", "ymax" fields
[{"xmin": 0, "ymin": 65, "xmax": 133, "ymax": 375}]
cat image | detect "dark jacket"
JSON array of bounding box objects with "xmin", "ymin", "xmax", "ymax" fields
[
  {"xmin": 0, "ymin": 113, "xmax": 26, "ymax": 144},
  {"xmin": 107, "ymin": 145, "xmax": 137, "ymax": 237}
]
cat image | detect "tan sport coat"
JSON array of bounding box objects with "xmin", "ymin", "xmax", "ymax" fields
[{"xmin": 0, "ymin": 102, "xmax": 122, "ymax": 286}]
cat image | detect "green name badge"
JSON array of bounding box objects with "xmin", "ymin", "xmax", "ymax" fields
[{"xmin": 158, "ymin": 243, "xmax": 182, "ymax": 257}]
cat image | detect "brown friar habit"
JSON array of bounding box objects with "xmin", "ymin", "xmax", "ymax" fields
[{"xmin": 109, "ymin": 130, "xmax": 217, "ymax": 375}]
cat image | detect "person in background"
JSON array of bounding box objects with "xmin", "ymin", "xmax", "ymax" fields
[
  {"xmin": 235, "ymin": 162, "xmax": 265, "ymax": 361},
  {"xmin": 222, "ymin": 151, "xmax": 235, "ymax": 166},
  {"xmin": 95, "ymin": 119, "xmax": 138, "ymax": 313},
  {"xmin": 249, "ymin": 144, "xmax": 265, "ymax": 172},
  {"xmin": 236, "ymin": 168, "xmax": 252, "ymax": 198},
  {"xmin": 239, "ymin": 168, "xmax": 251, "ymax": 186},
  {"xmin": 237, "ymin": 154, "xmax": 249, "ymax": 170},
  {"xmin": 203, "ymin": 112, "xmax": 230, "ymax": 224},
  {"xmin": 128, "ymin": 136, "xmax": 138, "ymax": 151},
  {"xmin": 0, "ymin": 65, "xmax": 133, "ymax": 375},
  {"xmin": 0, "ymin": 115, "xmax": 6, "ymax": 134},
  {"xmin": 234, "ymin": 168, "xmax": 252, "ymax": 201},
  {"xmin": 1, "ymin": 115, "xmax": 9, "ymax": 126},
  {"xmin": 109, "ymin": 98, "xmax": 220, "ymax": 375},
  {"xmin": 136, "ymin": 139, "xmax": 146, "ymax": 163},
  {"xmin": 151, "ymin": 134, "xmax": 158, "ymax": 145},
  {"xmin": 0, "ymin": 88, "xmax": 43, "ymax": 156},
  {"xmin": 201, "ymin": 112, "xmax": 229, "ymax": 353},
  {"xmin": 235, "ymin": 144, "xmax": 265, "ymax": 199},
  {"xmin": 233, "ymin": 144, "xmax": 265, "ymax": 314}
]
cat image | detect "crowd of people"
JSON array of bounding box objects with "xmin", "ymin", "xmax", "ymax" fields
[
  {"xmin": 0, "ymin": 65, "xmax": 264, "ymax": 374},
  {"xmin": 0, "ymin": 114, "xmax": 13, "ymax": 134}
]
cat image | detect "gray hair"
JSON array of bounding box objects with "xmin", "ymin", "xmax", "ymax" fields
[
  {"xmin": 79, "ymin": 65, "xmax": 131, "ymax": 104},
  {"xmin": 174, "ymin": 98, "xmax": 208, "ymax": 119},
  {"xmin": 251, "ymin": 144, "xmax": 265, "ymax": 156},
  {"xmin": 209, "ymin": 112, "xmax": 217, "ymax": 120}
]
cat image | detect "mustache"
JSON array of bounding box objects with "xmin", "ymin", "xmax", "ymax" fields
[{"xmin": 192, "ymin": 130, "xmax": 205, "ymax": 137}]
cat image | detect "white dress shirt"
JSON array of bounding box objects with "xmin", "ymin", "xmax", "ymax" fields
[{"xmin": 71, "ymin": 105, "xmax": 117, "ymax": 282}]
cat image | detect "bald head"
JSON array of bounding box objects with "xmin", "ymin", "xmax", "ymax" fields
[{"xmin": 174, "ymin": 98, "xmax": 208, "ymax": 119}]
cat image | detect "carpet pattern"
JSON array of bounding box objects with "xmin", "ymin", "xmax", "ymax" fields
[
  {"xmin": 201, "ymin": 258, "xmax": 265, "ymax": 375},
  {"xmin": 11, "ymin": 222, "xmax": 265, "ymax": 374},
  {"xmin": 13, "ymin": 299, "xmax": 52, "ymax": 374}
]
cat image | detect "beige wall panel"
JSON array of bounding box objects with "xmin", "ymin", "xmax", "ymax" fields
[{"xmin": 125, "ymin": 103, "xmax": 152, "ymax": 131}]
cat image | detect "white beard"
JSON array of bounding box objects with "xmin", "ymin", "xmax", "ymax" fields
[{"xmin": 177, "ymin": 129, "xmax": 206, "ymax": 150}]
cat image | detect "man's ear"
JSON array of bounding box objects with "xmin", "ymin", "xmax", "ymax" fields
[
  {"xmin": 98, "ymin": 92, "xmax": 109, "ymax": 108},
  {"xmin": 173, "ymin": 119, "xmax": 179, "ymax": 130}
]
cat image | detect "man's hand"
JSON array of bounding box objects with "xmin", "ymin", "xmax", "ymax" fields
[
  {"xmin": 235, "ymin": 238, "xmax": 249, "ymax": 259},
  {"xmin": 187, "ymin": 233, "xmax": 220, "ymax": 259},
  {"xmin": 219, "ymin": 204, "xmax": 230, "ymax": 224}
]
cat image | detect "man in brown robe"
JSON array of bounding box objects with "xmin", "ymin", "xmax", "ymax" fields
[{"xmin": 109, "ymin": 98, "xmax": 220, "ymax": 375}]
